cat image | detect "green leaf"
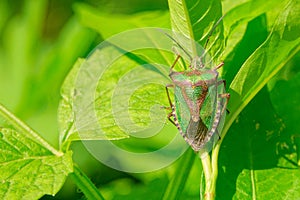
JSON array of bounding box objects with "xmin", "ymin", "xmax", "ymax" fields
[
  {"xmin": 223, "ymin": 15, "xmax": 269, "ymax": 86},
  {"xmin": 168, "ymin": 0, "xmax": 224, "ymax": 60},
  {"xmin": 58, "ymin": 59, "xmax": 84, "ymax": 146},
  {"xmin": 217, "ymin": 87, "xmax": 299, "ymax": 199},
  {"xmin": 224, "ymin": 0, "xmax": 300, "ymax": 137},
  {"xmin": 94, "ymin": 49, "xmax": 170, "ymax": 137},
  {"xmin": 74, "ymin": 3, "xmax": 170, "ymax": 39},
  {"xmin": 61, "ymin": 52, "xmax": 163, "ymax": 147},
  {"xmin": 234, "ymin": 168, "xmax": 300, "ymax": 199},
  {"xmin": 58, "ymin": 26, "xmax": 192, "ymax": 172},
  {"xmin": 269, "ymin": 71, "xmax": 300, "ymax": 166},
  {"xmin": 87, "ymin": 50, "xmax": 169, "ymax": 132},
  {"xmin": 59, "ymin": 57, "xmax": 131, "ymax": 148},
  {"xmin": 222, "ymin": 0, "xmax": 285, "ymax": 59},
  {"xmin": 0, "ymin": 128, "xmax": 73, "ymax": 200},
  {"xmin": 212, "ymin": 0, "xmax": 300, "ymax": 198}
]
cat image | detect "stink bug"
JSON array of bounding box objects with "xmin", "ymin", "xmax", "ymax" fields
[{"xmin": 165, "ymin": 19, "xmax": 230, "ymax": 153}]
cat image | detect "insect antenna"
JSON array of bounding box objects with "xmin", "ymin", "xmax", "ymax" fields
[
  {"xmin": 203, "ymin": 15, "xmax": 226, "ymax": 50},
  {"xmin": 200, "ymin": 14, "xmax": 226, "ymax": 67},
  {"xmin": 162, "ymin": 31, "xmax": 193, "ymax": 61}
]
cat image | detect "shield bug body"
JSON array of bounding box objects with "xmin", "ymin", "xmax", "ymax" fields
[
  {"xmin": 166, "ymin": 57, "xmax": 229, "ymax": 153},
  {"xmin": 165, "ymin": 23, "xmax": 230, "ymax": 153}
]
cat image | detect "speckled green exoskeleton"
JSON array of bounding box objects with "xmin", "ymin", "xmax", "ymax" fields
[{"xmin": 165, "ymin": 23, "xmax": 230, "ymax": 153}]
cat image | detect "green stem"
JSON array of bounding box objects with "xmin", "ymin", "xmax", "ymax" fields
[
  {"xmin": 200, "ymin": 152, "xmax": 214, "ymax": 200},
  {"xmin": 210, "ymin": 144, "xmax": 221, "ymax": 199},
  {"xmin": 163, "ymin": 148, "xmax": 196, "ymax": 200},
  {"xmin": 71, "ymin": 164, "xmax": 105, "ymax": 200},
  {"xmin": 0, "ymin": 103, "xmax": 62, "ymax": 156}
]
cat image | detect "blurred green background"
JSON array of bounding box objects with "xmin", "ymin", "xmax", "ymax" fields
[{"xmin": 0, "ymin": 0, "xmax": 170, "ymax": 199}]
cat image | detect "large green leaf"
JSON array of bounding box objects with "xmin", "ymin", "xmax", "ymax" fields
[
  {"xmin": 58, "ymin": 48, "xmax": 171, "ymax": 147},
  {"xmin": 223, "ymin": 15, "xmax": 269, "ymax": 87},
  {"xmin": 222, "ymin": 0, "xmax": 285, "ymax": 59},
  {"xmin": 60, "ymin": 3, "xmax": 178, "ymax": 147},
  {"xmin": 218, "ymin": 88, "xmax": 300, "ymax": 199},
  {"xmin": 63, "ymin": 3, "xmax": 175, "ymax": 147},
  {"xmin": 223, "ymin": 0, "xmax": 300, "ymax": 137},
  {"xmin": 58, "ymin": 26, "xmax": 192, "ymax": 173},
  {"xmin": 168, "ymin": 0, "xmax": 224, "ymax": 60},
  {"xmin": 0, "ymin": 128, "xmax": 72, "ymax": 200},
  {"xmin": 215, "ymin": 0, "xmax": 300, "ymax": 198},
  {"xmin": 269, "ymin": 70, "xmax": 300, "ymax": 166},
  {"xmin": 234, "ymin": 168, "xmax": 300, "ymax": 199},
  {"xmin": 58, "ymin": 57, "xmax": 133, "ymax": 148},
  {"xmin": 94, "ymin": 49, "xmax": 170, "ymax": 137}
]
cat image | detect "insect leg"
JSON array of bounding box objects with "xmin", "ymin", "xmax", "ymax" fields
[
  {"xmin": 167, "ymin": 112, "xmax": 176, "ymax": 126},
  {"xmin": 165, "ymin": 84, "xmax": 178, "ymax": 127},
  {"xmin": 214, "ymin": 62, "xmax": 224, "ymax": 70},
  {"xmin": 165, "ymin": 84, "xmax": 174, "ymax": 108},
  {"xmin": 219, "ymin": 93, "xmax": 230, "ymax": 114},
  {"xmin": 170, "ymin": 54, "xmax": 181, "ymax": 72},
  {"xmin": 160, "ymin": 105, "xmax": 172, "ymax": 110},
  {"xmin": 217, "ymin": 79, "xmax": 230, "ymax": 115}
]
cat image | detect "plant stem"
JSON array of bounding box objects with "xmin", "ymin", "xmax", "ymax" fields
[
  {"xmin": 200, "ymin": 152, "xmax": 214, "ymax": 200},
  {"xmin": 0, "ymin": 103, "xmax": 62, "ymax": 156},
  {"xmin": 163, "ymin": 148, "xmax": 196, "ymax": 200},
  {"xmin": 210, "ymin": 144, "xmax": 221, "ymax": 200},
  {"xmin": 71, "ymin": 164, "xmax": 105, "ymax": 200}
]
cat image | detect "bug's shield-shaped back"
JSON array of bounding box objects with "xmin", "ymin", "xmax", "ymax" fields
[
  {"xmin": 174, "ymin": 72, "xmax": 227, "ymax": 153},
  {"xmin": 174, "ymin": 86, "xmax": 193, "ymax": 134},
  {"xmin": 199, "ymin": 82, "xmax": 227, "ymax": 154}
]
